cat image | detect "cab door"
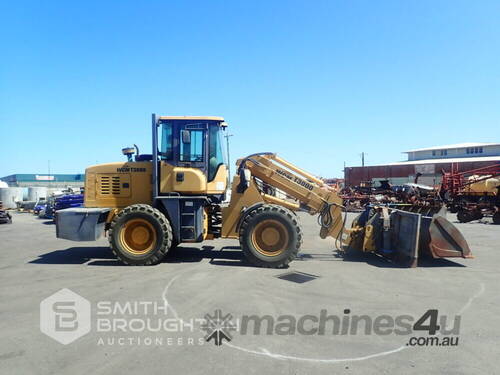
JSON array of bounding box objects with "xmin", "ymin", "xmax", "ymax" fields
[
  {"xmin": 159, "ymin": 121, "xmax": 209, "ymax": 194},
  {"xmin": 178, "ymin": 123, "xmax": 208, "ymax": 173}
]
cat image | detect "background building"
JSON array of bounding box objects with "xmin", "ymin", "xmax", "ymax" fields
[
  {"xmin": 345, "ymin": 143, "xmax": 500, "ymax": 187},
  {"xmin": 0, "ymin": 174, "xmax": 84, "ymax": 188}
]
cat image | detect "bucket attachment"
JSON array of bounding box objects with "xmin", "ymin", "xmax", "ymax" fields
[
  {"xmin": 423, "ymin": 215, "xmax": 473, "ymax": 259},
  {"xmin": 344, "ymin": 206, "xmax": 473, "ymax": 267}
]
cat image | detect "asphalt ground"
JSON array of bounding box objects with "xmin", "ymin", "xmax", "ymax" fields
[{"xmin": 0, "ymin": 211, "xmax": 498, "ymax": 375}]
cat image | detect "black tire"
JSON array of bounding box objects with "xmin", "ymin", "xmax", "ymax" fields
[
  {"xmin": 165, "ymin": 239, "xmax": 180, "ymax": 256},
  {"xmin": 472, "ymin": 210, "xmax": 483, "ymax": 220},
  {"xmin": 109, "ymin": 204, "xmax": 172, "ymax": 265},
  {"xmin": 493, "ymin": 212, "xmax": 500, "ymax": 225},
  {"xmin": 457, "ymin": 210, "xmax": 473, "ymax": 223},
  {"xmin": 239, "ymin": 204, "xmax": 302, "ymax": 268}
]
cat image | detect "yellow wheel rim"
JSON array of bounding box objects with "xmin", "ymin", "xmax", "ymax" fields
[
  {"xmin": 251, "ymin": 219, "xmax": 289, "ymax": 256},
  {"xmin": 119, "ymin": 218, "xmax": 157, "ymax": 255}
]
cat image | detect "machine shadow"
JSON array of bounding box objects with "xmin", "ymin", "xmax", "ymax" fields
[
  {"xmin": 28, "ymin": 245, "xmax": 256, "ymax": 267},
  {"xmin": 164, "ymin": 245, "xmax": 261, "ymax": 268},
  {"xmin": 29, "ymin": 246, "xmax": 116, "ymax": 265},
  {"xmin": 328, "ymin": 248, "xmax": 466, "ymax": 268},
  {"xmin": 29, "ymin": 245, "xmax": 464, "ymax": 268}
]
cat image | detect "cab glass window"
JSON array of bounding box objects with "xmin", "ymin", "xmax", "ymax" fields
[{"xmin": 180, "ymin": 130, "xmax": 204, "ymax": 162}]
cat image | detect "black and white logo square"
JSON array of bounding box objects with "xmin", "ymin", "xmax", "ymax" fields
[{"xmin": 40, "ymin": 288, "xmax": 91, "ymax": 345}]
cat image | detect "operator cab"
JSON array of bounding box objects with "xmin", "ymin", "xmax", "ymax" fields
[{"xmin": 154, "ymin": 116, "xmax": 229, "ymax": 199}]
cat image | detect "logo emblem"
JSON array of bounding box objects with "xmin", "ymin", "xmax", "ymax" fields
[
  {"xmin": 40, "ymin": 288, "xmax": 91, "ymax": 345},
  {"xmin": 201, "ymin": 309, "xmax": 236, "ymax": 346}
]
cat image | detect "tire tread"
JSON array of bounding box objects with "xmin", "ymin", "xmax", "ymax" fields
[
  {"xmin": 108, "ymin": 204, "xmax": 172, "ymax": 266},
  {"xmin": 239, "ymin": 204, "xmax": 302, "ymax": 268}
]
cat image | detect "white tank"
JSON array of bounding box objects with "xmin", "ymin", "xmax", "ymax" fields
[
  {"xmin": 0, "ymin": 181, "xmax": 7, "ymax": 188},
  {"xmin": 28, "ymin": 187, "xmax": 48, "ymax": 201},
  {"xmin": 0, "ymin": 187, "xmax": 24, "ymax": 209},
  {"xmin": 22, "ymin": 187, "xmax": 29, "ymax": 201}
]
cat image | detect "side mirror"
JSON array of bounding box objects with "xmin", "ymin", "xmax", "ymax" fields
[{"xmin": 181, "ymin": 130, "xmax": 191, "ymax": 144}]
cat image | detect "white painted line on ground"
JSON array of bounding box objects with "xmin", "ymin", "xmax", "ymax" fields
[{"xmin": 161, "ymin": 274, "xmax": 485, "ymax": 364}]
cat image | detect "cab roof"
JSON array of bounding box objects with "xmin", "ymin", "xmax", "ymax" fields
[{"xmin": 158, "ymin": 116, "xmax": 225, "ymax": 122}]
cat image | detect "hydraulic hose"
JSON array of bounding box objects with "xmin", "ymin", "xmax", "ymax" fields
[{"xmin": 317, "ymin": 201, "xmax": 348, "ymax": 251}]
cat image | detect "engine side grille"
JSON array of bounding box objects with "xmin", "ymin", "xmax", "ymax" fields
[{"xmin": 97, "ymin": 174, "xmax": 130, "ymax": 198}]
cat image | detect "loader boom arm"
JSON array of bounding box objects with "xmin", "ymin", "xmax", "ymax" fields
[{"xmin": 222, "ymin": 153, "xmax": 344, "ymax": 240}]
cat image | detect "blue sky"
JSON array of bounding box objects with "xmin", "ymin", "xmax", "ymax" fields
[{"xmin": 1, "ymin": 0, "xmax": 499, "ymax": 178}]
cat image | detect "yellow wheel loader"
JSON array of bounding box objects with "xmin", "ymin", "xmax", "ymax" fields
[{"xmin": 55, "ymin": 114, "xmax": 472, "ymax": 267}]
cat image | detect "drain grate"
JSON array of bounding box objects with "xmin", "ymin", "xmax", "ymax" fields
[{"xmin": 276, "ymin": 271, "xmax": 320, "ymax": 283}]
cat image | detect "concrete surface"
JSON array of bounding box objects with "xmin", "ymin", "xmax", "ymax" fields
[{"xmin": 0, "ymin": 211, "xmax": 498, "ymax": 375}]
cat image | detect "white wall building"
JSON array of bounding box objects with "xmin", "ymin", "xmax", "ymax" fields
[
  {"xmin": 405, "ymin": 142, "xmax": 500, "ymax": 161},
  {"xmin": 345, "ymin": 142, "xmax": 500, "ymax": 187}
]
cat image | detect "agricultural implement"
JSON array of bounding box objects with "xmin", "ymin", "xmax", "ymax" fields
[{"xmin": 440, "ymin": 163, "xmax": 500, "ymax": 224}]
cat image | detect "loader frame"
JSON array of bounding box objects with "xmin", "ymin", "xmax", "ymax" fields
[
  {"xmin": 55, "ymin": 114, "xmax": 474, "ymax": 268},
  {"xmin": 221, "ymin": 152, "xmax": 345, "ymax": 241}
]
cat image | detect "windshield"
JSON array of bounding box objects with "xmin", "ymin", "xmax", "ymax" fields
[{"xmin": 208, "ymin": 125, "xmax": 225, "ymax": 181}]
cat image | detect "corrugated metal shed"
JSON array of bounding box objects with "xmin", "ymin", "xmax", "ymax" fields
[
  {"xmin": 1, "ymin": 174, "xmax": 84, "ymax": 182},
  {"xmin": 0, "ymin": 174, "xmax": 84, "ymax": 187},
  {"xmin": 345, "ymin": 159, "xmax": 500, "ymax": 187}
]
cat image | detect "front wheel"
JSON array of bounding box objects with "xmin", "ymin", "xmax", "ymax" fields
[
  {"xmin": 109, "ymin": 204, "xmax": 172, "ymax": 265},
  {"xmin": 165, "ymin": 239, "xmax": 181, "ymax": 256},
  {"xmin": 239, "ymin": 205, "xmax": 302, "ymax": 268}
]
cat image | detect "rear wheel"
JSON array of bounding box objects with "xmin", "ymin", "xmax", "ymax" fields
[
  {"xmin": 457, "ymin": 209, "xmax": 473, "ymax": 223},
  {"xmin": 109, "ymin": 204, "xmax": 172, "ymax": 265},
  {"xmin": 471, "ymin": 210, "xmax": 483, "ymax": 220},
  {"xmin": 239, "ymin": 205, "xmax": 302, "ymax": 268},
  {"xmin": 493, "ymin": 212, "xmax": 500, "ymax": 225}
]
